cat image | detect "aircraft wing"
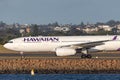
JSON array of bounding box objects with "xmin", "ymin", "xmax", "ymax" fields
[
  {"xmin": 60, "ymin": 40, "xmax": 110, "ymax": 49},
  {"xmin": 60, "ymin": 35, "xmax": 117, "ymax": 49}
]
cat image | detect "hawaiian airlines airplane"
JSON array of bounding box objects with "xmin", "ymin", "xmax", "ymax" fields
[{"xmin": 3, "ymin": 35, "xmax": 120, "ymax": 58}]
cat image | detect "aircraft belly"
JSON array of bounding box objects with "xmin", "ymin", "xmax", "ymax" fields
[{"xmin": 20, "ymin": 43, "xmax": 56, "ymax": 52}]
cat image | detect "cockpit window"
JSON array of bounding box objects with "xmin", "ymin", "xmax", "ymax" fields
[{"xmin": 8, "ymin": 40, "xmax": 13, "ymax": 43}]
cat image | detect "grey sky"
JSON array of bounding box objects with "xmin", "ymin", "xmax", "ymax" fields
[{"xmin": 0, "ymin": 0, "xmax": 120, "ymax": 24}]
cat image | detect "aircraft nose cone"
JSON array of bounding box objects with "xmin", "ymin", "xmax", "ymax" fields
[
  {"xmin": 3, "ymin": 43, "xmax": 9, "ymax": 49},
  {"xmin": 3, "ymin": 44, "xmax": 7, "ymax": 48}
]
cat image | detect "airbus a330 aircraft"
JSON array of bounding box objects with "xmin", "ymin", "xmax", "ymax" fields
[{"xmin": 3, "ymin": 35, "xmax": 120, "ymax": 58}]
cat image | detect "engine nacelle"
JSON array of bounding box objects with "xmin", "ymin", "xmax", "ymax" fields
[{"xmin": 56, "ymin": 48, "xmax": 76, "ymax": 56}]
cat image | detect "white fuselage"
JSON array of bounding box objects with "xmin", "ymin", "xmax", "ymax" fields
[{"xmin": 3, "ymin": 36, "xmax": 120, "ymax": 52}]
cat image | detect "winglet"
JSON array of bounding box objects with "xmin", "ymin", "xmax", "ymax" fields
[{"xmin": 112, "ymin": 35, "xmax": 117, "ymax": 40}]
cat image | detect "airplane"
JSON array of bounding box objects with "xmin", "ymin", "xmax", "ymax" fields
[{"xmin": 3, "ymin": 35, "xmax": 120, "ymax": 58}]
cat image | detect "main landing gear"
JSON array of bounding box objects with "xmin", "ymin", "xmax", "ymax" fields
[
  {"xmin": 81, "ymin": 54, "xmax": 92, "ymax": 58},
  {"xmin": 81, "ymin": 49, "xmax": 92, "ymax": 58}
]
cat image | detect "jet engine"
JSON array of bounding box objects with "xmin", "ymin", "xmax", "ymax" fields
[{"xmin": 56, "ymin": 48, "xmax": 76, "ymax": 56}]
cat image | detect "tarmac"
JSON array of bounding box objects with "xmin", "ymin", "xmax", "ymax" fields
[{"xmin": 0, "ymin": 51, "xmax": 120, "ymax": 59}]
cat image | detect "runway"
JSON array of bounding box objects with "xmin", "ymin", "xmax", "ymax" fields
[{"xmin": 0, "ymin": 51, "xmax": 120, "ymax": 59}]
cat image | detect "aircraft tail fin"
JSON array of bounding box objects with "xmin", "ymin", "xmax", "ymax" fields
[{"xmin": 112, "ymin": 35, "xmax": 117, "ymax": 40}]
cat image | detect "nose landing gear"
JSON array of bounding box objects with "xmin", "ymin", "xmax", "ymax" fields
[{"xmin": 20, "ymin": 51, "xmax": 24, "ymax": 59}]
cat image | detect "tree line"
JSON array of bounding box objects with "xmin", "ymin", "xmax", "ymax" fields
[{"xmin": 0, "ymin": 20, "xmax": 120, "ymax": 44}]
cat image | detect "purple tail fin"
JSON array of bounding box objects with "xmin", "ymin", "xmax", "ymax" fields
[{"xmin": 112, "ymin": 35, "xmax": 117, "ymax": 40}]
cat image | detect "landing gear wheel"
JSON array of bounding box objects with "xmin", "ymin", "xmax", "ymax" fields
[
  {"xmin": 86, "ymin": 54, "xmax": 92, "ymax": 58},
  {"xmin": 81, "ymin": 54, "xmax": 92, "ymax": 58},
  {"xmin": 81, "ymin": 54, "xmax": 87, "ymax": 58}
]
